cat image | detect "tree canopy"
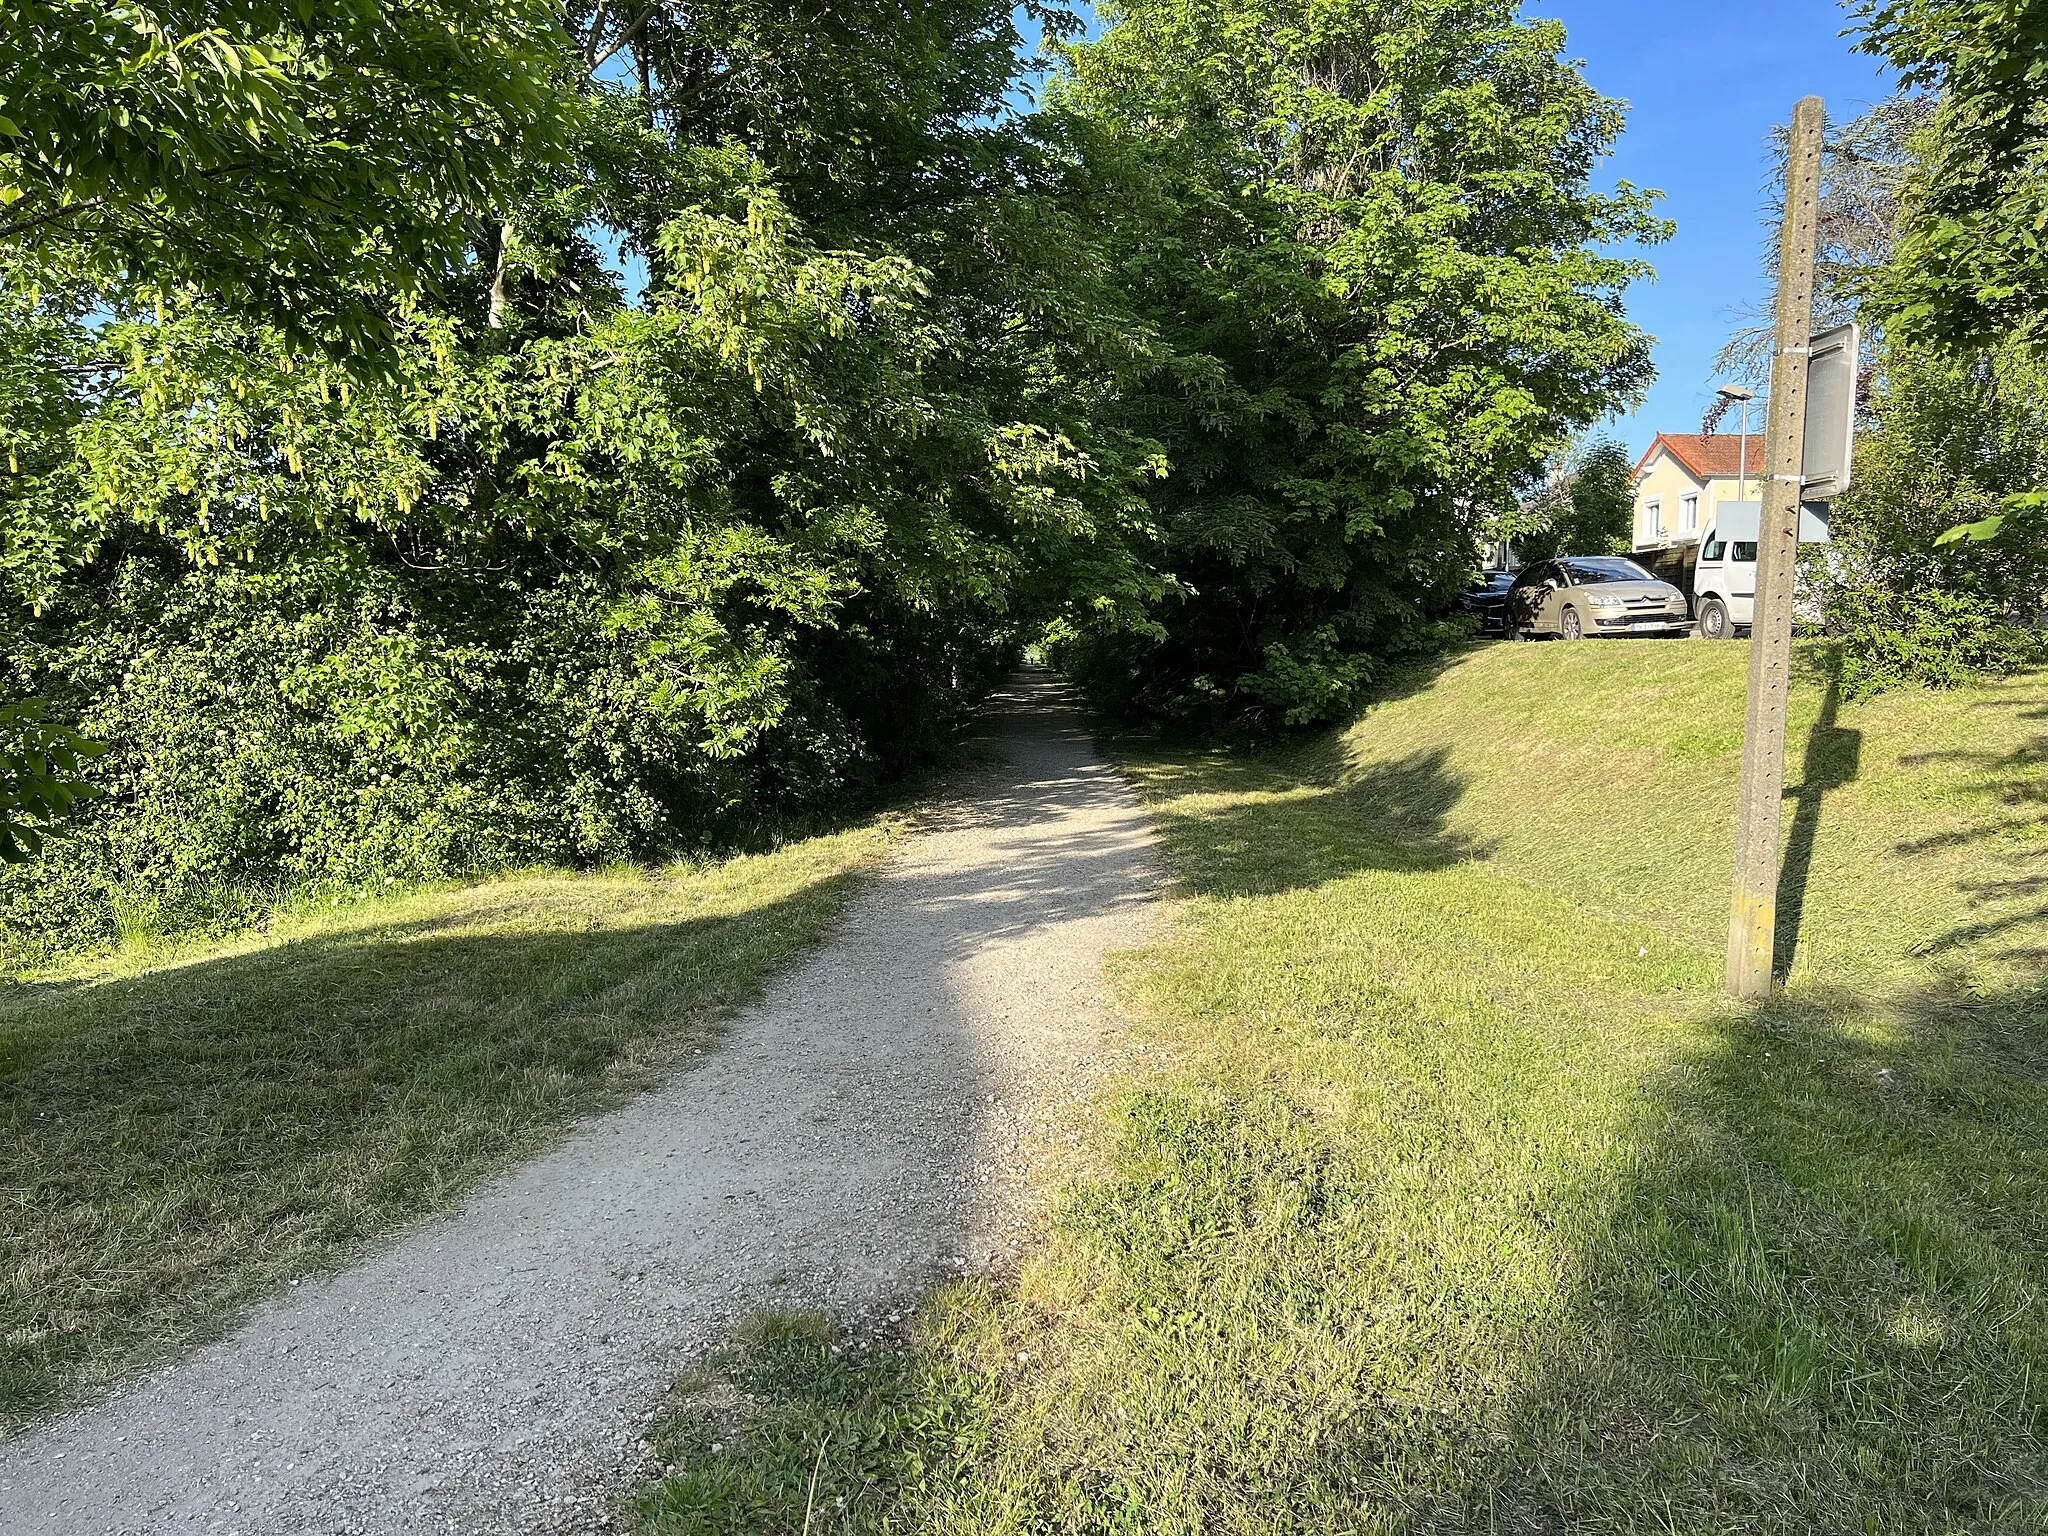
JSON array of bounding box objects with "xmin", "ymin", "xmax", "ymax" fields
[
  {"xmin": 2, "ymin": 1, "xmax": 571, "ymax": 348},
  {"xmin": 1048, "ymin": 0, "xmax": 1662, "ymax": 730},
  {"xmin": 1856, "ymin": 0, "xmax": 2048, "ymax": 354},
  {"xmin": 0, "ymin": 0, "xmax": 1660, "ymax": 958}
]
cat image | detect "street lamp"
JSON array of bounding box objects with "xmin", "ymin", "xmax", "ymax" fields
[{"xmin": 1717, "ymin": 384, "xmax": 1758, "ymax": 501}]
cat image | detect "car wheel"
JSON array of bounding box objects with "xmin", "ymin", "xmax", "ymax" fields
[
  {"xmin": 1698, "ymin": 597, "xmax": 1731, "ymax": 640},
  {"xmin": 1561, "ymin": 606, "xmax": 1583, "ymax": 641}
]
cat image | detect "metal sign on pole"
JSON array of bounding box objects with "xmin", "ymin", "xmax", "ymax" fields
[
  {"xmin": 1726, "ymin": 96, "xmax": 1826, "ymax": 1001},
  {"xmin": 1801, "ymin": 321, "xmax": 1859, "ymax": 502}
]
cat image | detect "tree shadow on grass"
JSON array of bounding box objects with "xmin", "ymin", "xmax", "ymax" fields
[
  {"xmin": 636, "ymin": 969, "xmax": 2048, "ymax": 1533},
  {"xmin": 1112, "ymin": 743, "xmax": 1481, "ymax": 901},
  {"xmin": 621, "ymin": 661, "xmax": 2048, "ymax": 1533},
  {"xmin": 0, "ymin": 871, "xmax": 863, "ymax": 1433},
  {"xmin": 1893, "ymin": 711, "xmax": 2048, "ymax": 968},
  {"xmin": 622, "ymin": 961, "xmax": 2048, "ymax": 1534},
  {"xmin": 1516, "ymin": 970, "xmax": 2048, "ymax": 1529}
]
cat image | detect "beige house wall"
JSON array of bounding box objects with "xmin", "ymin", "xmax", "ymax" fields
[
  {"xmin": 1633, "ymin": 453, "xmax": 1704, "ymax": 548},
  {"xmin": 1633, "ymin": 449, "xmax": 1763, "ymax": 552}
]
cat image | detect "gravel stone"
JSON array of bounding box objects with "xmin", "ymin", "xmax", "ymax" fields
[{"xmin": 0, "ymin": 672, "xmax": 1162, "ymax": 1534}]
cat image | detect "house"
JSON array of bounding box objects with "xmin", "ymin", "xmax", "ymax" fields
[{"xmin": 1630, "ymin": 433, "xmax": 1763, "ymax": 554}]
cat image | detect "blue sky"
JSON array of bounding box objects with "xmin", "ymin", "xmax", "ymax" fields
[{"xmin": 1529, "ymin": 0, "xmax": 1891, "ymax": 457}]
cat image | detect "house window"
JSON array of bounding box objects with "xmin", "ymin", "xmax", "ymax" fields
[
  {"xmin": 1646, "ymin": 498, "xmax": 1663, "ymax": 536},
  {"xmin": 1682, "ymin": 493, "xmax": 1699, "ymax": 531}
]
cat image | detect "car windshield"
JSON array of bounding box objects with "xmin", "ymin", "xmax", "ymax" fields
[{"xmin": 1561, "ymin": 558, "xmax": 1652, "ymax": 585}]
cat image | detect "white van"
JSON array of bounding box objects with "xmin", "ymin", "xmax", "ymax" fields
[{"xmin": 1692, "ymin": 502, "xmax": 1833, "ymax": 640}]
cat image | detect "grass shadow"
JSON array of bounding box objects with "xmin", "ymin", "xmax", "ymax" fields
[
  {"xmin": 1132, "ymin": 743, "xmax": 1482, "ymax": 899},
  {"xmin": 620, "ymin": 653, "xmax": 2048, "ymax": 1532},
  {"xmin": 0, "ymin": 867, "xmax": 867, "ymax": 1434},
  {"xmin": 634, "ymin": 974, "xmax": 2048, "ymax": 1533},
  {"xmin": 1541, "ymin": 972, "xmax": 2048, "ymax": 1527}
]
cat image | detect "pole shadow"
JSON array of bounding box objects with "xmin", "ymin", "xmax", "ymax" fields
[{"xmin": 1773, "ymin": 656, "xmax": 1862, "ymax": 979}]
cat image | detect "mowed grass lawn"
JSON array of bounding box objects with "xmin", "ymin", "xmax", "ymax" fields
[
  {"xmin": 636, "ymin": 642, "xmax": 2048, "ymax": 1534},
  {"xmin": 0, "ymin": 820, "xmax": 900, "ymax": 1434}
]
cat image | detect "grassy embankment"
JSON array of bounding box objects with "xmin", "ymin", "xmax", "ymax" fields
[
  {"xmin": 636, "ymin": 642, "xmax": 2048, "ymax": 1533},
  {"xmin": 0, "ymin": 820, "xmax": 902, "ymax": 1434}
]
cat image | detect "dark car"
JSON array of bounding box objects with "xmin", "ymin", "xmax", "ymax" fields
[
  {"xmin": 1457, "ymin": 570, "xmax": 1517, "ymax": 635},
  {"xmin": 1505, "ymin": 556, "xmax": 1691, "ymax": 641}
]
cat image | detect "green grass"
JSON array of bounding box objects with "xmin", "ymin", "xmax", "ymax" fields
[
  {"xmin": 631, "ymin": 642, "xmax": 2048, "ymax": 1534},
  {"xmin": 0, "ymin": 820, "xmax": 901, "ymax": 1434}
]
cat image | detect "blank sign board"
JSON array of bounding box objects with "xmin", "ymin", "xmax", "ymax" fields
[
  {"xmin": 1801, "ymin": 322, "xmax": 1858, "ymax": 500},
  {"xmin": 1709, "ymin": 502, "xmax": 1833, "ymax": 544}
]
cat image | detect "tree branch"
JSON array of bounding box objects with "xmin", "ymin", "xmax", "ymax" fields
[
  {"xmin": 0, "ymin": 195, "xmax": 112, "ymax": 243},
  {"xmin": 589, "ymin": 4, "xmax": 660, "ymax": 76}
]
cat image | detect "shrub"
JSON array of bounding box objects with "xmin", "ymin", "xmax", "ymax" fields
[
  {"xmin": 0, "ymin": 541, "xmax": 1008, "ymax": 968},
  {"xmin": 1818, "ymin": 339, "xmax": 2048, "ymax": 697}
]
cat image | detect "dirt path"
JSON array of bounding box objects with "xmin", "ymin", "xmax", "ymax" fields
[{"xmin": 0, "ymin": 673, "xmax": 1162, "ymax": 1535}]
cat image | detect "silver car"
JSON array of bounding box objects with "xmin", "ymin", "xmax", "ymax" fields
[{"xmin": 1505, "ymin": 557, "xmax": 1691, "ymax": 641}]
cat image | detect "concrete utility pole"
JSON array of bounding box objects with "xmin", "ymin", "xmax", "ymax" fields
[{"xmin": 1726, "ymin": 96, "xmax": 1825, "ymax": 1000}]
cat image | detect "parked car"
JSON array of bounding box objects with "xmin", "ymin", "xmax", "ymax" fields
[
  {"xmin": 1693, "ymin": 504, "xmax": 1833, "ymax": 639},
  {"xmin": 1506, "ymin": 556, "xmax": 1691, "ymax": 641},
  {"xmin": 1456, "ymin": 570, "xmax": 1516, "ymax": 635}
]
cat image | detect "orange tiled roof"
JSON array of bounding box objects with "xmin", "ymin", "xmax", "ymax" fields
[{"xmin": 1634, "ymin": 432, "xmax": 1764, "ymax": 482}]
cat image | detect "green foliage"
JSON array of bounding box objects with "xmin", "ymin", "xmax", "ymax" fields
[
  {"xmin": 0, "ymin": 1, "xmax": 571, "ymax": 348},
  {"xmin": 0, "ymin": 546, "xmax": 900, "ymax": 961},
  {"xmin": 1830, "ymin": 21, "xmax": 2048, "ymax": 676},
  {"xmin": 0, "ymin": 0, "xmax": 1658, "ymax": 949},
  {"xmin": 1046, "ymin": 0, "xmax": 1662, "ymax": 732},
  {"xmin": 1507, "ymin": 437, "xmax": 1637, "ymax": 564},
  {"xmin": 1855, "ymin": 0, "xmax": 2048, "ymax": 356},
  {"xmin": 0, "ymin": 2, "xmax": 1166, "ymax": 956},
  {"xmin": 1830, "ymin": 584, "xmax": 2047, "ymax": 697},
  {"xmin": 1814, "ymin": 338, "xmax": 2048, "ymax": 696},
  {"xmin": 0, "ymin": 702, "xmax": 102, "ymax": 864}
]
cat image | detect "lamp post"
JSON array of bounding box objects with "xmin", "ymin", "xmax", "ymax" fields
[{"xmin": 1717, "ymin": 384, "xmax": 1758, "ymax": 500}]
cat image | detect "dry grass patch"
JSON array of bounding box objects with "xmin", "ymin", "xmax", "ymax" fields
[{"xmin": 0, "ymin": 820, "xmax": 901, "ymax": 1433}]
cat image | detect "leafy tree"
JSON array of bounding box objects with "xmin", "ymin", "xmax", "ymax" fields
[
  {"xmin": 0, "ymin": 0, "xmax": 577, "ymax": 871},
  {"xmin": 1737, "ymin": 27, "xmax": 2048, "ymax": 671},
  {"xmin": 0, "ymin": 703, "xmax": 101, "ymax": 863},
  {"xmin": 1855, "ymin": 0, "xmax": 2048, "ymax": 356},
  {"xmin": 1047, "ymin": 0, "xmax": 1662, "ymax": 732},
  {"xmin": 0, "ymin": 1, "xmax": 1167, "ymax": 954},
  {"xmin": 1509, "ymin": 439, "xmax": 1637, "ymax": 565},
  {"xmin": 1813, "ymin": 337, "xmax": 2048, "ymax": 696},
  {"xmin": 0, "ymin": 1, "xmax": 571, "ymax": 348}
]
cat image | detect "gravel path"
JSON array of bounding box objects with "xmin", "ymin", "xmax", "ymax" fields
[{"xmin": 0, "ymin": 672, "xmax": 1162, "ymax": 1535}]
